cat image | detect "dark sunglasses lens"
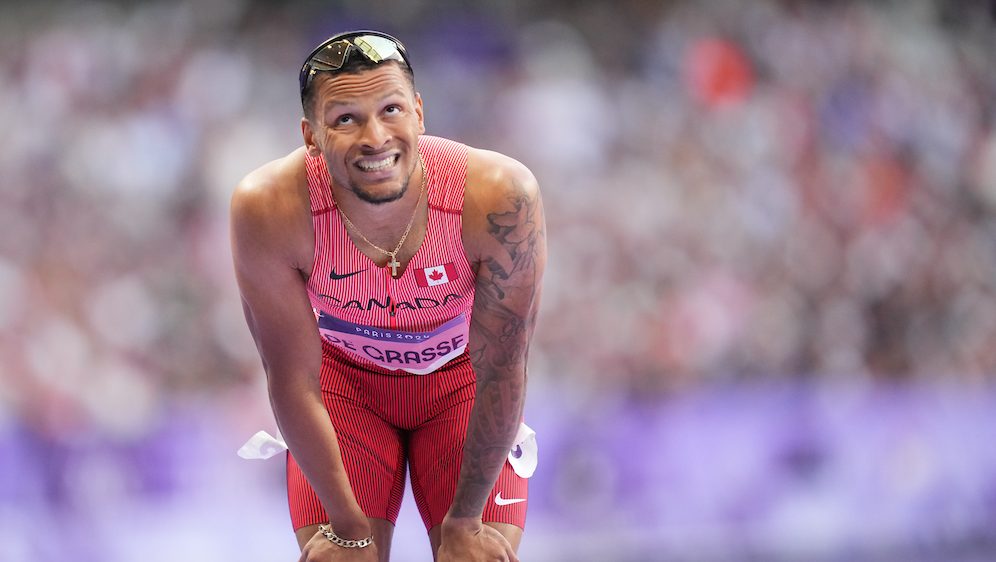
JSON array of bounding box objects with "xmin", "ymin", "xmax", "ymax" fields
[{"xmin": 310, "ymin": 40, "xmax": 351, "ymax": 70}]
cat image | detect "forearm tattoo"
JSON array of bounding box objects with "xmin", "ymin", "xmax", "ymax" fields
[{"xmin": 450, "ymin": 184, "xmax": 545, "ymax": 518}]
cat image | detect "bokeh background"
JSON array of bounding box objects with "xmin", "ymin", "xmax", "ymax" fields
[{"xmin": 2, "ymin": 0, "xmax": 996, "ymax": 560}]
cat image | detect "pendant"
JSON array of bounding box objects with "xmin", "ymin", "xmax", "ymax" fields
[{"xmin": 387, "ymin": 254, "xmax": 401, "ymax": 277}]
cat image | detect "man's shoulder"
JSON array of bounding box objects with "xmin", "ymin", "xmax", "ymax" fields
[
  {"xmin": 231, "ymin": 147, "xmax": 310, "ymax": 223},
  {"xmin": 465, "ymin": 147, "xmax": 539, "ymax": 209},
  {"xmin": 230, "ymin": 148, "xmax": 314, "ymax": 266},
  {"xmin": 234, "ymin": 147, "xmax": 308, "ymax": 203},
  {"xmin": 462, "ymin": 147, "xmax": 541, "ymax": 259}
]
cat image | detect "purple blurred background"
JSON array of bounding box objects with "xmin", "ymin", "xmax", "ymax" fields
[{"xmin": 2, "ymin": 0, "xmax": 996, "ymax": 560}]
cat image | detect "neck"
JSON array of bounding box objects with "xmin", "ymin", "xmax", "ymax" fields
[
  {"xmin": 333, "ymin": 166, "xmax": 425, "ymax": 235},
  {"xmin": 330, "ymin": 157, "xmax": 428, "ymax": 255}
]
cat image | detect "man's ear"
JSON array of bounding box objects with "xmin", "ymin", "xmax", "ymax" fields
[
  {"xmin": 414, "ymin": 92, "xmax": 426, "ymax": 134},
  {"xmin": 302, "ymin": 117, "xmax": 322, "ymax": 157}
]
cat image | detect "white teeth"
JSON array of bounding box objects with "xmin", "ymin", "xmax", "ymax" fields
[{"xmin": 357, "ymin": 155, "xmax": 396, "ymax": 171}]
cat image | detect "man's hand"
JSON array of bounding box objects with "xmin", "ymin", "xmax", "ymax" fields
[
  {"xmin": 437, "ymin": 516, "xmax": 520, "ymax": 562},
  {"xmin": 298, "ymin": 530, "xmax": 379, "ymax": 562}
]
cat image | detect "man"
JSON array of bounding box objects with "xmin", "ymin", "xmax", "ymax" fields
[{"xmin": 230, "ymin": 31, "xmax": 545, "ymax": 562}]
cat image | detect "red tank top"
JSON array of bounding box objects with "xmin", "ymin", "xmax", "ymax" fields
[{"xmin": 305, "ymin": 135, "xmax": 476, "ymax": 376}]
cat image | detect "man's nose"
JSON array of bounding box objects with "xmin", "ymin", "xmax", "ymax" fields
[{"xmin": 359, "ymin": 117, "xmax": 390, "ymax": 149}]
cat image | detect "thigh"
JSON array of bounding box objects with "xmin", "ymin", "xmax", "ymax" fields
[
  {"xmin": 405, "ymin": 397, "xmax": 470, "ymax": 531},
  {"xmin": 286, "ymin": 393, "xmax": 408, "ymax": 531},
  {"xmin": 407, "ymin": 398, "xmax": 529, "ymax": 532}
]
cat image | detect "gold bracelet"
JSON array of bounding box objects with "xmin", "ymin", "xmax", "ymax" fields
[{"xmin": 317, "ymin": 524, "xmax": 374, "ymax": 548}]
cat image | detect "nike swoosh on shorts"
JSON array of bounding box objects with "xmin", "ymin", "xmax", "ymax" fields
[{"xmin": 494, "ymin": 492, "xmax": 526, "ymax": 506}]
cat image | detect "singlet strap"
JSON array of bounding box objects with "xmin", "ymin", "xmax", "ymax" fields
[
  {"xmin": 304, "ymin": 151, "xmax": 336, "ymax": 216},
  {"xmin": 419, "ymin": 136, "xmax": 467, "ymax": 214}
]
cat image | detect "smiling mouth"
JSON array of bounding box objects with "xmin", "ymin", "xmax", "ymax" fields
[{"xmin": 355, "ymin": 154, "xmax": 399, "ymax": 172}]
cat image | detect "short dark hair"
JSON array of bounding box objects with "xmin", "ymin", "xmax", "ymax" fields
[{"xmin": 301, "ymin": 57, "xmax": 416, "ymax": 121}]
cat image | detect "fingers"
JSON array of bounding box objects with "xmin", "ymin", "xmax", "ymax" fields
[
  {"xmin": 297, "ymin": 532, "xmax": 325, "ymax": 562},
  {"xmin": 505, "ymin": 541, "xmax": 520, "ymax": 562},
  {"xmin": 485, "ymin": 527, "xmax": 518, "ymax": 562},
  {"xmin": 481, "ymin": 525, "xmax": 518, "ymax": 562}
]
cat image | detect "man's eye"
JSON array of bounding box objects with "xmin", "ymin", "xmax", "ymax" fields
[
  {"xmin": 385, "ymin": 105, "xmax": 401, "ymax": 114},
  {"xmin": 336, "ymin": 115, "xmax": 353, "ymax": 125}
]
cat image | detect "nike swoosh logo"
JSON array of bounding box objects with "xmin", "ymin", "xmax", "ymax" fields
[
  {"xmin": 329, "ymin": 268, "xmax": 366, "ymax": 280},
  {"xmin": 494, "ymin": 492, "xmax": 526, "ymax": 506}
]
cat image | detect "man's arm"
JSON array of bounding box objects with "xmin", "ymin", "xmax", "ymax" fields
[
  {"xmin": 230, "ymin": 159, "xmax": 371, "ymax": 544},
  {"xmin": 440, "ymin": 150, "xmax": 546, "ymax": 555}
]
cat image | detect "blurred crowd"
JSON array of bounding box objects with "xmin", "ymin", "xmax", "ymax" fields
[
  {"xmin": 509, "ymin": 0, "xmax": 996, "ymax": 396},
  {"xmin": 1, "ymin": 0, "xmax": 995, "ymax": 432}
]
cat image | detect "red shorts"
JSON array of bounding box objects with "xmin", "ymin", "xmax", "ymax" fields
[{"xmin": 287, "ymin": 352, "xmax": 528, "ymax": 531}]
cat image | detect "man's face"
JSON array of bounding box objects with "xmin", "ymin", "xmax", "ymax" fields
[{"xmin": 305, "ymin": 63, "xmax": 425, "ymax": 205}]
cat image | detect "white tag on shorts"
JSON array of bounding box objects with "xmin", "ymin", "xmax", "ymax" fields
[
  {"xmin": 237, "ymin": 425, "xmax": 537, "ymax": 477},
  {"xmin": 508, "ymin": 423, "xmax": 538, "ymax": 478},
  {"xmin": 237, "ymin": 430, "xmax": 288, "ymax": 460}
]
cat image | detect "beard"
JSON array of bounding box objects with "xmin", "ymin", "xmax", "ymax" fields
[
  {"xmin": 327, "ymin": 154, "xmax": 416, "ymax": 205},
  {"xmin": 349, "ymin": 177, "xmax": 409, "ymax": 204}
]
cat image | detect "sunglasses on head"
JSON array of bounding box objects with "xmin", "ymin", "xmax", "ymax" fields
[{"xmin": 299, "ymin": 31, "xmax": 412, "ymax": 101}]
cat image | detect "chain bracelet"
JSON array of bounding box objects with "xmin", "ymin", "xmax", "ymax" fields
[{"xmin": 318, "ymin": 524, "xmax": 374, "ymax": 548}]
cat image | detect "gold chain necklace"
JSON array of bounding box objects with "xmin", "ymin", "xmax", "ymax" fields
[{"xmin": 332, "ymin": 154, "xmax": 426, "ymax": 278}]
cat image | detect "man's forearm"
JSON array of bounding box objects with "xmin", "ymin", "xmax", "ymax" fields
[
  {"xmin": 269, "ymin": 378, "xmax": 368, "ymax": 534},
  {"xmin": 447, "ymin": 366, "xmax": 525, "ymax": 518},
  {"xmin": 447, "ymin": 166, "xmax": 544, "ymax": 521}
]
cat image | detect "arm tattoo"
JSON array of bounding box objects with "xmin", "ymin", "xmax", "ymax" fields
[{"xmin": 450, "ymin": 184, "xmax": 545, "ymax": 518}]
